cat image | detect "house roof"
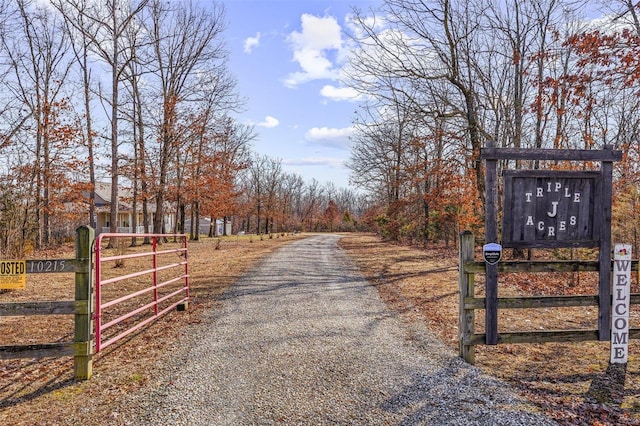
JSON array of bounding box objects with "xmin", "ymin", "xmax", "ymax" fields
[
  {"xmin": 93, "ymin": 183, "xmax": 110, "ymax": 206},
  {"xmin": 94, "ymin": 182, "xmax": 133, "ymax": 204},
  {"xmin": 88, "ymin": 182, "xmax": 159, "ymax": 213}
]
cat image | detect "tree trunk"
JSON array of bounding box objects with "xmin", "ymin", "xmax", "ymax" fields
[
  {"xmin": 108, "ymin": 15, "xmax": 120, "ymax": 248},
  {"xmin": 193, "ymin": 202, "xmax": 200, "ymax": 241}
]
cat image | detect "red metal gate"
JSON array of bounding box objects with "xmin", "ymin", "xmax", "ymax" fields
[{"xmin": 94, "ymin": 233, "xmax": 189, "ymax": 352}]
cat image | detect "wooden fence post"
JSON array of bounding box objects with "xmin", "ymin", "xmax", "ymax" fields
[
  {"xmin": 484, "ymin": 153, "xmax": 499, "ymax": 345},
  {"xmin": 598, "ymin": 145, "xmax": 614, "ymax": 341},
  {"xmin": 459, "ymin": 231, "xmax": 476, "ymax": 364},
  {"xmin": 74, "ymin": 225, "xmax": 94, "ymax": 380}
]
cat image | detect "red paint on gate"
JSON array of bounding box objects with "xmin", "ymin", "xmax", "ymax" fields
[{"xmin": 94, "ymin": 233, "xmax": 189, "ymax": 352}]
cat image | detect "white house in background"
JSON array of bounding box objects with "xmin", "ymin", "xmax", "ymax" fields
[
  {"xmin": 184, "ymin": 218, "xmax": 232, "ymax": 236},
  {"xmin": 91, "ymin": 182, "xmax": 175, "ymax": 235}
]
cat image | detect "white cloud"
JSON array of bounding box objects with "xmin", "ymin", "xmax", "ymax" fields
[
  {"xmin": 283, "ymin": 14, "xmax": 345, "ymax": 87},
  {"xmin": 320, "ymin": 85, "xmax": 363, "ymax": 102},
  {"xmin": 244, "ymin": 32, "xmax": 261, "ymax": 54},
  {"xmin": 305, "ymin": 126, "xmax": 354, "ymax": 150},
  {"xmin": 283, "ymin": 157, "xmax": 345, "ymax": 168},
  {"xmin": 305, "ymin": 126, "xmax": 353, "ymax": 140},
  {"xmin": 344, "ymin": 13, "xmax": 387, "ymax": 37},
  {"xmin": 250, "ymin": 116, "xmax": 279, "ymax": 128}
]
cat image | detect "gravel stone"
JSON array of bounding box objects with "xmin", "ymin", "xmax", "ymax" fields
[{"xmin": 128, "ymin": 235, "xmax": 557, "ymax": 425}]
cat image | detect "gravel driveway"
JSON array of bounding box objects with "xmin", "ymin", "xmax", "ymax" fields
[{"xmin": 131, "ymin": 235, "xmax": 557, "ymax": 425}]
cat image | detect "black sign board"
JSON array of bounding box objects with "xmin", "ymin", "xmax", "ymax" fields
[{"xmin": 502, "ymin": 170, "xmax": 602, "ymax": 248}]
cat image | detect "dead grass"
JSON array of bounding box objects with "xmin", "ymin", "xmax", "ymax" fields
[
  {"xmin": 0, "ymin": 233, "xmax": 305, "ymax": 425},
  {"xmin": 339, "ymin": 233, "xmax": 640, "ymax": 426},
  {"xmin": 2, "ymin": 232, "xmax": 640, "ymax": 425}
]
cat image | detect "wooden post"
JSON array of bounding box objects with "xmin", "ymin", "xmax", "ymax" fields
[
  {"xmin": 599, "ymin": 145, "xmax": 614, "ymax": 341},
  {"xmin": 459, "ymin": 231, "xmax": 476, "ymax": 364},
  {"xmin": 74, "ymin": 225, "xmax": 94, "ymax": 380},
  {"xmin": 485, "ymin": 155, "xmax": 499, "ymax": 345}
]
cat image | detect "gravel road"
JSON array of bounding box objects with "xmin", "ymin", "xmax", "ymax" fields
[{"xmin": 130, "ymin": 235, "xmax": 557, "ymax": 425}]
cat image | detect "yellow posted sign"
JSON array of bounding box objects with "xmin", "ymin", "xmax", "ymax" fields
[{"xmin": 0, "ymin": 260, "xmax": 26, "ymax": 289}]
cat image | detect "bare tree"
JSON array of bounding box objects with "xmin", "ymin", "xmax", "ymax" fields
[
  {"xmin": 121, "ymin": 20, "xmax": 151, "ymax": 244},
  {"xmin": 60, "ymin": 1, "xmax": 99, "ymax": 230},
  {"xmin": 53, "ymin": 0, "xmax": 148, "ymax": 243},
  {"xmin": 2, "ymin": 0, "xmax": 73, "ymax": 246},
  {"xmin": 180, "ymin": 64, "xmax": 245, "ymax": 239},
  {"xmin": 278, "ymin": 172, "xmax": 305, "ymax": 233},
  {"xmin": 246, "ymin": 155, "xmax": 282, "ymax": 234},
  {"xmin": 300, "ymin": 179, "xmax": 324, "ymax": 231},
  {"xmin": 214, "ymin": 118, "xmax": 253, "ymax": 236},
  {"xmin": 345, "ymin": 0, "xmax": 598, "ymax": 241},
  {"xmin": 145, "ymin": 0, "xmax": 228, "ymax": 234}
]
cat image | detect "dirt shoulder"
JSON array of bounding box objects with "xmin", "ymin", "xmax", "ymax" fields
[{"xmin": 339, "ymin": 234, "xmax": 640, "ymax": 426}]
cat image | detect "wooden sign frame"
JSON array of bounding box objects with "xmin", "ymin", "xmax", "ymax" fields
[{"xmin": 481, "ymin": 145, "xmax": 622, "ymax": 344}]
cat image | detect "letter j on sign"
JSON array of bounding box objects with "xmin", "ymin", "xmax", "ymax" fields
[{"xmin": 611, "ymin": 244, "xmax": 632, "ymax": 364}]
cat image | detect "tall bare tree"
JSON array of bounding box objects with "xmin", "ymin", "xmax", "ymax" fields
[
  {"xmin": 2, "ymin": 0, "xmax": 73, "ymax": 246},
  {"xmin": 60, "ymin": 1, "xmax": 99, "ymax": 230},
  {"xmin": 145, "ymin": 0, "xmax": 227, "ymax": 234},
  {"xmin": 53, "ymin": 0, "xmax": 148, "ymax": 240}
]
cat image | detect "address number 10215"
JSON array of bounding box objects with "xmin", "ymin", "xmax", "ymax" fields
[{"xmin": 27, "ymin": 259, "xmax": 67, "ymax": 273}]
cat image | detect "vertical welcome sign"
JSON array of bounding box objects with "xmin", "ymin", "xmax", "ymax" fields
[{"xmin": 611, "ymin": 244, "xmax": 632, "ymax": 364}]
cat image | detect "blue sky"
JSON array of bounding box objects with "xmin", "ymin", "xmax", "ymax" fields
[{"xmin": 221, "ymin": 0, "xmax": 380, "ymax": 189}]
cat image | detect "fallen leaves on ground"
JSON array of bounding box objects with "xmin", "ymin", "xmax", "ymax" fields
[
  {"xmin": 339, "ymin": 234, "xmax": 640, "ymax": 426},
  {"xmin": 2, "ymin": 232, "xmax": 640, "ymax": 425}
]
